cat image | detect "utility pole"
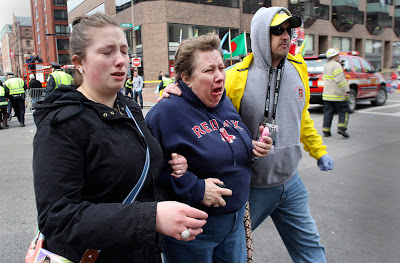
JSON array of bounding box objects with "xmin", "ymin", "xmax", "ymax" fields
[{"xmin": 131, "ymin": 0, "xmax": 137, "ymax": 74}]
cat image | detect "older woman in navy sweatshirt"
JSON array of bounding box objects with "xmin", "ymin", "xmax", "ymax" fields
[{"xmin": 145, "ymin": 33, "xmax": 272, "ymax": 263}]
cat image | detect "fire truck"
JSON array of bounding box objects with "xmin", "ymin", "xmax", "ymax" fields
[{"xmin": 304, "ymin": 52, "xmax": 387, "ymax": 113}]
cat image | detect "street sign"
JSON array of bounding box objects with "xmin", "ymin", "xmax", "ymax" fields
[
  {"xmin": 121, "ymin": 23, "xmax": 132, "ymax": 28},
  {"xmin": 132, "ymin": 58, "xmax": 141, "ymax": 67},
  {"xmin": 134, "ymin": 25, "xmax": 141, "ymax": 31}
]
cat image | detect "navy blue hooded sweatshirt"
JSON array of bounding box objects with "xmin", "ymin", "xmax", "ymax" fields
[{"xmin": 146, "ymin": 81, "xmax": 253, "ymax": 216}]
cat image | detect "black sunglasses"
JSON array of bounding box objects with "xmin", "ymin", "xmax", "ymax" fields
[{"xmin": 270, "ymin": 25, "xmax": 292, "ymax": 36}]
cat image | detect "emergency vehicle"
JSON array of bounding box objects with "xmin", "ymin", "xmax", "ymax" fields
[{"xmin": 304, "ymin": 52, "xmax": 387, "ymax": 113}]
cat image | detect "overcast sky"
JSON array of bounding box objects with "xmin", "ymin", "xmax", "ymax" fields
[{"xmin": 1, "ymin": 0, "xmax": 32, "ymax": 42}]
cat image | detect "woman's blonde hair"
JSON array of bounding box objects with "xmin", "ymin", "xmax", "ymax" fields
[
  {"xmin": 174, "ymin": 33, "xmax": 223, "ymax": 82},
  {"xmin": 70, "ymin": 13, "xmax": 122, "ymax": 86}
]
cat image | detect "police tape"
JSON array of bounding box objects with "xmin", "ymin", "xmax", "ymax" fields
[{"xmin": 143, "ymin": 80, "xmax": 161, "ymax": 83}]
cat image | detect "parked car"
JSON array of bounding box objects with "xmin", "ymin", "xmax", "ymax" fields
[{"xmin": 304, "ymin": 52, "xmax": 387, "ymax": 113}]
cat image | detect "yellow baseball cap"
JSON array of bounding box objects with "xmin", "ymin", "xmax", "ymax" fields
[{"xmin": 271, "ymin": 12, "xmax": 302, "ymax": 28}]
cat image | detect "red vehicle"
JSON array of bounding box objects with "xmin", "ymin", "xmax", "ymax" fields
[{"xmin": 304, "ymin": 52, "xmax": 387, "ymax": 113}]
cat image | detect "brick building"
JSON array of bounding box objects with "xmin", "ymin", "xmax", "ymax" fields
[
  {"xmin": 67, "ymin": 0, "xmax": 400, "ymax": 83},
  {"xmin": 30, "ymin": 0, "xmax": 70, "ymax": 65},
  {"xmin": 9, "ymin": 16, "xmax": 35, "ymax": 77},
  {"xmin": 0, "ymin": 24, "xmax": 13, "ymax": 74}
]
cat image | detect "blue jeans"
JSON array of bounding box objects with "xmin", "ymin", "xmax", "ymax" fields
[
  {"xmin": 134, "ymin": 90, "xmax": 143, "ymax": 108},
  {"xmin": 249, "ymin": 173, "xmax": 326, "ymax": 263},
  {"xmin": 162, "ymin": 204, "xmax": 246, "ymax": 263}
]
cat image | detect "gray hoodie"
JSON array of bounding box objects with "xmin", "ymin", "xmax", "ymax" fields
[{"xmin": 239, "ymin": 7, "xmax": 307, "ymax": 188}]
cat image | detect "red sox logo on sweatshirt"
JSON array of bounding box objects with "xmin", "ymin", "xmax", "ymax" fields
[{"xmin": 192, "ymin": 119, "xmax": 242, "ymax": 143}]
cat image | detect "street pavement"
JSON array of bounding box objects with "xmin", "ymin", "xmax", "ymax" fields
[{"xmin": 1, "ymin": 88, "xmax": 400, "ymax": 262}]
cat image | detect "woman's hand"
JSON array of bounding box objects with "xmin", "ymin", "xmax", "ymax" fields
[
  {"xmin": 156, "ymin": 201, "xmax": 208, "ymax": 241},
  {"xmin": 252, "ymin": 125, "xmax": 273, "ymax": 158},
  {"xmin": 157, "ymin": 83, "xmax": 181, "ymax": 102},
  {"xmin": 168, "ymin": 153, "xmax": 188, "ymax": 178},
  {"xmin": 201, "ymin": 178, "xmax": 232, "ymax": 208}
]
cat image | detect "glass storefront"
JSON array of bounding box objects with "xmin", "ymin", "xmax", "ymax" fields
[
  {"xmin": 332, "ymin": 36, "xmax": 351, "ymax": 52},
  {"xmin": 365, "ymin": 39, "xmax": 383, "ymax": 68}
]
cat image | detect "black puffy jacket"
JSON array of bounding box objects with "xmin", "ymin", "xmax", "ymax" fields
[{"xmin": 33, "ymin": 85, "xmax": 164, "ymax": 262}]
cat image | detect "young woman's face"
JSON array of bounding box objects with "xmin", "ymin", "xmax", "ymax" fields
[
  {"xmin": 184, "ymin": 49, "xmax": 226, "ymax": 108},
  {"xmin": 81, "ymin": 25, "xmax": 129, "ymax": 94}
]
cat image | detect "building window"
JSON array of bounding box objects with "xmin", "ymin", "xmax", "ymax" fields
[
  {"xmin": 45, "ymin": 14, "xmax": 47, "ymax": 25},
  {"xmin": 169, "ymin": 0, "xmax": 239, "ymax": 8},
  {"xmin": 26, "ymin": 40, "xmax": 31, "ymax": 47},
  {"xmin": 53, "ymin": 0, "xmax": 67, "ymax": 6},
  {"xmin": 332, "ymin": 36, "xmax": 351, "ymax": 51},
  {"xmin": 316, "ymin": 4, "xmax": 329, "ymax": 20},
  {"xmin": 366, "ymin": 0, "xmax": 392, "ymax": 34},
  {"xmin": 36, "ymin": 22, "xmax": 39, "ymax": 32},
  {"xmin": 55, "ymin": 25, "xmax": 70, "ymax": 36},
  {"xmin": 243, "ymin": 0, "xmax": 270, "ymax": 14},
  {"xmin": 365, "ymin": 40, "xmax": 382, "ymax": 53},
  {"xmin": 38, "ymin": 47, "xmax": 41, "ymax": 56},
  {"xmin": 289, "ymin": 0, "xmax": 320, "ymax": 27},
  {"xmin": 331, "ymin": 0, "xmax": 359, "ymax": 32},
  {"xmin": 54, "ymin": 10, "xmax": 68, "ymax": 21},
  {"xmin": 25, "ymin": 29, "xmax": 29, "ymax": 35},
  {"xmin": 302, "ymin": 34, "xmax": 315, "ymax": 55},
  {"xmin": 393, "ymin": 42, "xmax": 400, "ymax": 55},
  {"xmin": 58, "ymin": 54, "xmax": 69, "ymax": 64},
  {"xmin": 56, "ymin": 39, "xmax": 69, "ymax": 51},
  {"xmin": 38, "ymin": 34, "xmax": 40, "ymax": 44},
  {"xmin": 35, "ymin": 10, "xmax": 38, "ymax": 19},
  {"xmin": 35, "ymin": 0, "xmax": 37, "ymax": 6},
  {"xmin": 44, "ymin": 0, "xmax": 46, "ymax": 10},
  {"xmin": 116, "ymin": 0, "xmax": 131, "ymax": 13}
]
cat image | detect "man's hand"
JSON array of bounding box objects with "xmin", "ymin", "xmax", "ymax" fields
[
  {"xmin": 157, "ymin": 83, "xmax": 182, "ymax": 102},
  {"xmin": 317, "ymin": 154, "xmax": 334, "ymax": 171}
]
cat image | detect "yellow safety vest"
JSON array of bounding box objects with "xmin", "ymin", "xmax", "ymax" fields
[
  {"xmin": 0, "ymin": 86, "xmax": 8, "ymax": 106},
  {"xmin": 50, "ymin": 71, "xmax": 73, "ymax": 89},
  {"xmin": 125, "ymin": 80, "xmax": 132, "ymax": 89},
  {"xmin": 5, "ymin": 78, "xmax": 25, "ymax": 95},
  {"xmin": 162, "ymin": 78, "xmax": 174, "ymax": 88}
]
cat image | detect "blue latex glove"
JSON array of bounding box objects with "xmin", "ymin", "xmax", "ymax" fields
[{"xmin": 317, "ymin": 154, "xmax": 334, "ymax": 171}]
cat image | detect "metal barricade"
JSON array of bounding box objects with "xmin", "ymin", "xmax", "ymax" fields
[{"xmin": 26, "ymin": 88, "xmax": 46, "ymax": 112}]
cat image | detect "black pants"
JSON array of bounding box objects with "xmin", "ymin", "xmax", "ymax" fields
[
  {"xmin": 323, "ymin": 100, "xmax": 349, "ymax": 132},
  {"xmin": 0, "ymin": 106, "xmax": 8, "ymax": 126},
  {"xmin": 10, "ymin": 95, "xmax": 25, "ymax": 125},
  {"xmin": 125, "ymin": 88, "xmax": 133, "ymax": 98}
]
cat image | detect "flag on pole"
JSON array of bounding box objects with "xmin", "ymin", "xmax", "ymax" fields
[
  {"xmin": 223, "ymin": 32, "xmax": 247, "ymax": 59},
  {"xmin": 220, "ymin": 32, "xmax": 231, "ymax": 58},
  {"xmin": 298, "ymin": 34, "xmax": 308, "ymax": 56},
  {"xmin": 195, "ymin": 29, "xmax": 198, "ymax": 37}
]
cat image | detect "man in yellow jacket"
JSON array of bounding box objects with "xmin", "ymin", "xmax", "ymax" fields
[{"xmin": 161, "ymin": 7, "xmax": 333, "ymax": 262}]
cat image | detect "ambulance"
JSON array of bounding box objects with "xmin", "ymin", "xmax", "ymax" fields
[{"xmin": 304, "ymin": 52, "xmax": 387, "ymax": 113}]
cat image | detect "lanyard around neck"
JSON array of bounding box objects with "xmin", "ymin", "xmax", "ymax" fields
[{"xmin": 264, "ymin": 59, "xmax": 285, "ymax": 124}]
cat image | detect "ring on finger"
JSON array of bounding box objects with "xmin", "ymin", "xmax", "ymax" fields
[{"xmin": 181, "ymin": 229, "xmax": 191, "ymax": 239}]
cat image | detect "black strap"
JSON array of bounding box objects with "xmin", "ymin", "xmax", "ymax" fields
[{"xmin": 264, "ymin": 59, "xmax": 285, "ymax": 123}]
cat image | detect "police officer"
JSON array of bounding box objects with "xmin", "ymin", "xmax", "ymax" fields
[
  {"xmin": 4, "ymin": 73, "xmax": 27, "ymax": 127},
  {"xmin": 45, "ymin": 62, "xmax": 73, "ymax": 97},
  {"xmin": 0, "ymin": 80, "xmax": 10, "ymax": 129},
  {"xmin": 158, "ymin": 73, "xmax": 173, "ymax": 92},
  {"xmin": 322, "ymin": 47, "xmax": 350, "ymax": 138},
  {"xmin": 124, "ymin": 77, "xmax": 133, "ymax": 98}
]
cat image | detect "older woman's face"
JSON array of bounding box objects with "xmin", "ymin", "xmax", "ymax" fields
[
  {"xmin": 185, "ymin": 49, "xmax": 225, "ymax": 108},
  {"xmin": 81, "ymin": 25, "xmax": 129, "ymax": 94}
]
